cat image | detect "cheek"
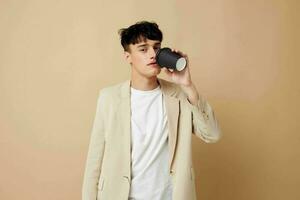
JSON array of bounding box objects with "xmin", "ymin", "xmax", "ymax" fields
[{"xmin": 132, "ymin": 54, "xmax": 146, "ymax": 65}]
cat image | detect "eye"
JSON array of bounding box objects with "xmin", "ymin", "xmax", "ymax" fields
[{"xmin": 140, "ymin": 48, "xmax": 146, "ymax": 52}]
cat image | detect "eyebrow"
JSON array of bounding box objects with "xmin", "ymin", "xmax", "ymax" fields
[{"xmin": 137, "ymin": 42, "xmax": 161, "ymax": 48}]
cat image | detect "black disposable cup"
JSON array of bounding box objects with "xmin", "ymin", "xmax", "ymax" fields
[{"xmin": 156, "ymin": 47, "xmax": 187, "ymax": 71}]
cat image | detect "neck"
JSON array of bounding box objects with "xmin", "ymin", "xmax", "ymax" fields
[{"xmin": 130, "ymin": 73, "xmax": 159, "ymax": 91}]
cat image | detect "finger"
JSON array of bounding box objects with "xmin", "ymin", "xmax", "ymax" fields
[
  {"xmin": 171, "ymin": 48, "xmax": 180, "ymax": 52},
  {"xmin": 173, "ymin": 49, "xmax": 187, "ymax": 57},
  {"xmin": 170, "ymin": 48, "xmax": 188, "ymax": 60},
  {"xmin": 163, "ymin": 67, "xmax": 173, "ymax": 75},
  {"xmin": 176, "ymin": 50, "xmax": 187, "ymax": 57}
]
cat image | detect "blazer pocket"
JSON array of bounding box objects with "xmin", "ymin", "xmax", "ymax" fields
[
  {"xmin": 190, "ymin": 167, "xmax": 195, "ymax": 180},
  {"xmin": 98, "ymin": 177, "xmax": 105, "ymax": 191}
]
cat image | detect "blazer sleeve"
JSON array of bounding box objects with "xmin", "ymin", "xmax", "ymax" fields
[
  {"xmin": 187, "ymin": 95, "xmax": 222, "ymax": 143},
  {"xmin": 82, "ymin": 90, "xmax": 106, "ymax": 200}
]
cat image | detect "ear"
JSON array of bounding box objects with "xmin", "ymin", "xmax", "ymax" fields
[{"xmin": 124, "ymin": 51, "xmax": 132, "ymax": 64}]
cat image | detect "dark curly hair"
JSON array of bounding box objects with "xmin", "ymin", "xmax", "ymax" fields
[{"xmin": 118, "ymin": 21, "xmax": 163, "ymax": 52}]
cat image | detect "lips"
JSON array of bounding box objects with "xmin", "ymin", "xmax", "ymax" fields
[{"xmin": 148, "ymin": 62, "xmax": 157, "ymax": 65}]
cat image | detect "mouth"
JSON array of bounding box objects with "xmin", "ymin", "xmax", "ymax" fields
[{"xmin": 147, "ymin": 62, "xmax": 157, "ymax": 66}]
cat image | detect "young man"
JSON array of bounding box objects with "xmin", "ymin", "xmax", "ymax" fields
[{"xmin": 82, "ymin": 21, "xmax": 221, "ymax": 200}]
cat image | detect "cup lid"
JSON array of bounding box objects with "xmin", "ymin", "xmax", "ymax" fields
[{"xmin": 176, "ymin": 57, "xmax": 187, "ymax": 71}]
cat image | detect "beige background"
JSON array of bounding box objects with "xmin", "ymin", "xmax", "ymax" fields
[{"xmin": 1, "ymin": 0, "xmax": 299, "ymax": 199}]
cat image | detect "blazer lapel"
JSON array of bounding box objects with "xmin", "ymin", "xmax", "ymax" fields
[
  {"xmin": 119, "ymin": 80, "xmax": 131, "ymax": 179},
  {"xmin": 158, "ymin": 78, "xmax": 179, "ymax": 172}
]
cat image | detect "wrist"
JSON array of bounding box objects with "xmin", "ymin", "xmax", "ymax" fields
[{"xmin": 180, "ymin": 83, "xmax": 199, "ymax": 105}]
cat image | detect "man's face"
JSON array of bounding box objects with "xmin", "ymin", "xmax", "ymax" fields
[{"xmin": 125, "ymin": 38, "xmax": 161, "ymax": 79}]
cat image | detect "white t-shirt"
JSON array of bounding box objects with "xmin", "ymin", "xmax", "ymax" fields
[{"xmin": 129, "ymin": 85, "xmax": 173, "ymax": 200}]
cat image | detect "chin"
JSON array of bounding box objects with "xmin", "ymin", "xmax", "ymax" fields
[
  {"xmin": 151, "ymin": 69, "xmax": 161, "ymax": 76},
  {"xmin": 145, "ymin": 71, "xmax": 160, "ymax": 79},
  {"xmin": 138, "ymin": 66, "xmax": 161, "ymax": 78}
]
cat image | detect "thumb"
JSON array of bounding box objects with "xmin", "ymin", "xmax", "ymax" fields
[{"xmin": 162, "ymin": 67, "xmax": 173, "ymax": 76}]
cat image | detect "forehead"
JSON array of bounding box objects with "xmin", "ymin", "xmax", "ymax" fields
[{"xmin": 132, "ymin": 37, "xmax": 161, "ymax": 47}]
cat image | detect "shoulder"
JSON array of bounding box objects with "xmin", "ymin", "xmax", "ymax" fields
[
  {"xmin": 159, "ymin": 78, "xmax": 180, "ymax": 92},
  {"xmin": 158, "ymin": 78, "xmax": 187, "ymax": 99},
  {"xmin": 97, "ymin": 80, "xmax": 129, "ymax": 100}
]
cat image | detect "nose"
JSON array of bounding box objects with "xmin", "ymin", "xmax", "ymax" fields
[{"xmin": 149, "ymin": 47, "xmax": 157, "ymax": 59}]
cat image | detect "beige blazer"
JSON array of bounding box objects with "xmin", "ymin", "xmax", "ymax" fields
[{"xmin": 82, "ymin": 78, "xmax": 221, "ymax": 200}]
